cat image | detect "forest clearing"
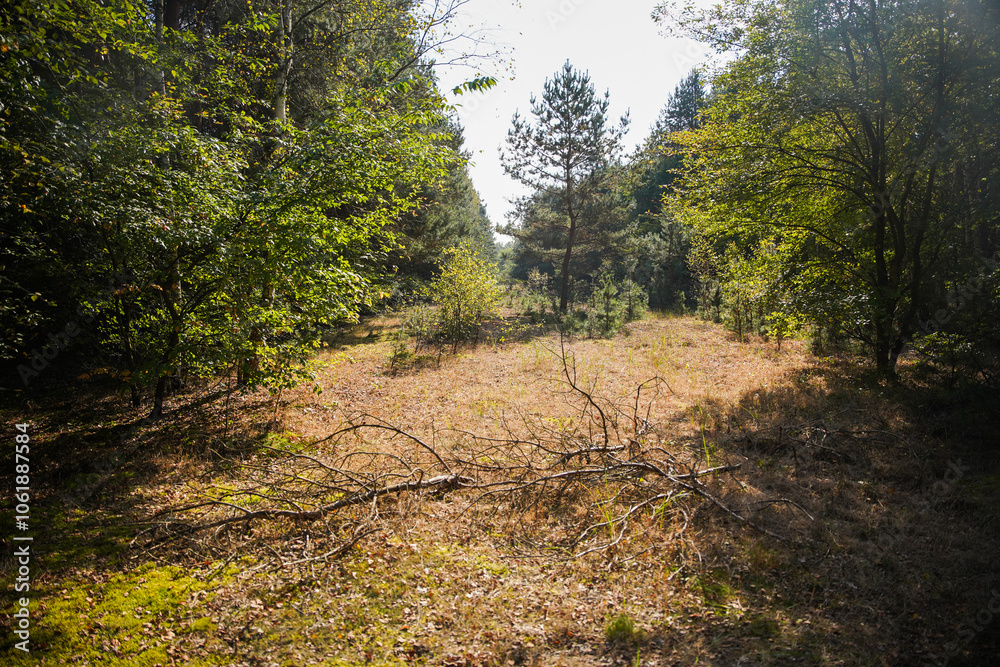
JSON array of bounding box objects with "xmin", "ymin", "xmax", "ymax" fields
[
  {"xmin": 4, "ymin": 0, "xmax": 1000, "ymax": 664},
  {"xmin": 2, "ymin": 312, "xmax": 998, "ymax": 666}
]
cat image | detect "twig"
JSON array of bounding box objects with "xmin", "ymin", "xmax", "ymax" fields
[{"xmin": 313, "ymin": 417, "xmax": 452, "ymax": 473}]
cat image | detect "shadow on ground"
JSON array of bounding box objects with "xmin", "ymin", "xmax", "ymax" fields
[{"xmin": 671, "ymin": 357, "xmax": 1000, "ymax": 664}]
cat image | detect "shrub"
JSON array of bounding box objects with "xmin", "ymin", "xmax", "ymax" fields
[
  {"xmin": 765, "ymin": 311, "xmax": 803, "ymax": 352},
  {"xmin": 620, "ymin": 276, "xmax": 648, "ymax": 322},
  {"xmin": 428, "ymin": 243, "xmax": 503, "ymax": 352},
  {"xmin": 388, "ymin": 303, "xmax": 437, "ymax": 372},
  {"xmin": 520, "ymin": 267, "xmax": 558, "ymax": 323},
  {"xmin": 587, "ymin": 273, "xmax": 626, "ymax": 338}
]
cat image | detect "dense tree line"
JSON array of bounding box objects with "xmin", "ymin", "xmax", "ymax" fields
[
  {"xmin": 504, "ymin": 0, "xmax": 999, "ymax": 381},
  {"xmin": 662, "ymin": 0, "xmax": 1000, "ymax": 378},
  {"xmin": 1, "ymin": 0, "xmax": 494, "ymax": 412},
  {"xmin": 6, "ymin": 0, "xmax": 995, "ymax": 402},
  {"xmin": 500, "ymin": 65, "xmax": 705, "ymax": 315}
]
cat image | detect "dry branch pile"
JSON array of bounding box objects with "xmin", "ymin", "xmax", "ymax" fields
[{"xmin": 139, "ymin": 340, "xmax": 804, "ymax": 565}]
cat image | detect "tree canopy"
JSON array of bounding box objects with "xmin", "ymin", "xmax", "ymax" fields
[
  {"xmin": 658, "ymin": 0, "xmax": 1000, "ymax": 376},
  {"xmin": 1, "ymin": 0, "xmax": 495, "ymax": 412}
]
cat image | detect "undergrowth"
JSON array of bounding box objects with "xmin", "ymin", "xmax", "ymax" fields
[{"xmin": 1, "ymin": 313, "xmax": 998, "ymax": 665}]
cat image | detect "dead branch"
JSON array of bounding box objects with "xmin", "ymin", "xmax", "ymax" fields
[
  {"xmin": 143, "ymin": 335, "xmax": 805, "ymax": 566},
  {"xmin": 141, "ymin": 474, "xmax": 473, "ymax": 548},
  {"xmin": 314, "ymin": 416, "xmax": 453, "ymax": 473}
]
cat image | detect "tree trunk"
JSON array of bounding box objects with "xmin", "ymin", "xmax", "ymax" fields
[
  {"xmin": 150, "ymin": 374, "xmax": 168, "ymax": 419},
  {"xmin": 115, "ymin": 284, "xmax": 142, "ymax": 408},
  {"xmin": 150, "ymin": 320, "xmax": 180, "ymax": 419},
  {"xmin": 151, "ymin": 260, "xmax": 183, "ymax": 417},
  {"xmin": 274, "ymin": 0, "xmax": 293, "ymax": 124},
  {"xmin": 559, "ymin": 194, "xmax": 577, "ymax": 313},
  {"xmin": 873, "ymin": 307, "xmax": 899, "ymax": 378},
  {"xmin": 559, "ymin": 223, "xmax": 575, "ymax": 313}
]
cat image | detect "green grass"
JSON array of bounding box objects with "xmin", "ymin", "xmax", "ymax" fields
[
  {"xmin": 2, "ymin": 561, "xmax": 240, "ymax": 665},
  {"xmin": 692, "ymin": 569, "xmax": 735, "ymax": 610},
  {"xmin": 605, "ymin": 613, "xmax": 643, "ymax": 645}
]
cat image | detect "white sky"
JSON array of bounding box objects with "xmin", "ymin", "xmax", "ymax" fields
[{"xmin": 431, "ymin": 0, "xmax": 714, "ymax": 239}]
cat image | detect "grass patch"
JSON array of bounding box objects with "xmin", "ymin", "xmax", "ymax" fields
[
  {"xmin": 692, "ymin": 569, "xmax": 734, "ymax": 610},
  {"xmin": 4, "ymin": 314, "xmax": 1000, "ymax": 665},
  {"xmin": 742, "ymin": 613, "xmax": 781, "ymax": 638},
  {"xmin": 605, "ymin": 613, "xmax": 643, "ymax": 646},
  {"xmin": 1, "ymin": 562, "xmax": 236, "ymax": 665}
]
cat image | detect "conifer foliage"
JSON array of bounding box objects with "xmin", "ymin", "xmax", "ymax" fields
[{"xmin": 501, "ymin": 61, "xmax": 629, "ymax": 313}]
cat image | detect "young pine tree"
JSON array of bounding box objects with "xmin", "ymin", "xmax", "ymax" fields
[{"xmin": 501, "ymin": 61, "xmax": 628, "ymax": 313}]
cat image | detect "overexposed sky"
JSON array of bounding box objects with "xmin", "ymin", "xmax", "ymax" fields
[{"xmin": 431, "ymin": 0, "xmax": 713, "ymax": 237}]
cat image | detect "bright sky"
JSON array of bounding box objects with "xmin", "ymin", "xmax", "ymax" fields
[{"xmin": 432, "ymin": 0, "xmax": 713, "ymax": 239}]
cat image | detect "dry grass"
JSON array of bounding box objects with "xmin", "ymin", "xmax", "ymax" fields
[{"xmin": 2, "ymin": 312, "xmax": 999, "ymax": 666}]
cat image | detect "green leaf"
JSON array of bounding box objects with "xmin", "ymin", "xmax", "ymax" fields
[{"xmin": 451, "ymin": 76, "xmax": 497, "ymax": 96}]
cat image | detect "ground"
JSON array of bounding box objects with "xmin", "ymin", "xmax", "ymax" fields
[{"xmin": 1, "ymin": 313, "xmax": 999, "ymax": 666}]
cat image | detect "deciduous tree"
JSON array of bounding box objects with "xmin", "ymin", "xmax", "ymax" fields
[{"xmin": 661, "ymin": 0, "xmax": 1000, "ymax": 376}]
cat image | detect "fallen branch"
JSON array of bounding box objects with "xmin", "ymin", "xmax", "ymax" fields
[
  {"xmin": 143, "ymin": 336, "xmax": 804, "ymax": 565},
  {"xmin": 143, "ymin": 474, "xmax": 474, "ymax": 547}
]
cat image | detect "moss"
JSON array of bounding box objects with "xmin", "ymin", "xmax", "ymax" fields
[
  {"xmin": 693, "ymin": 569, "xmax": 734, "ymax": 609},
  {"xmin": 1, "ymin": 561, "xmax": 233, "ymax": 666},
  {"xmin": 37, "ymin": 507, "xmax": 133, "ymax": 571},
  {"xmin": 746, "ymin": 542, "xmax": 783, "ymax": 571},
  {"xmin": 186, "ymin": 616, "xmax": 217, "ymax": 634},
  {"xmin": 262, "ymin": 430, "xmax": 307, "ymax": 454},
  {"xmin": 743, "ymin": 613, "xmax": 781, "ymax": 638},
  {"xmin": 473, "ymin": 556, "xmax": 510, "ymax": 577},
  {"xmin": 957, "ymin": 474, "xmax": 1000, "ymax": 522}
]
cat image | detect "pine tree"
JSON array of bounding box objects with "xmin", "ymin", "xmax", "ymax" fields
[
  {"xmin": 501, "ymin": 61, "xmax": 628, "ymax": 313},
  {"xmin": 653, "ymin": 69, "xmax": 705, "ymax": 135}
]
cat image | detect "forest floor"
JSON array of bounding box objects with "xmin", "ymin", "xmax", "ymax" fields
[{"xmin": 2, "ymin": 312, "xmax": 999, "ymax": 666}]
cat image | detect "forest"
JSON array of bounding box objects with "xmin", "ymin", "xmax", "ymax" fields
[{"xmin": 1, "ymin": 0, "xmax": 999, "ymax": 665}]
